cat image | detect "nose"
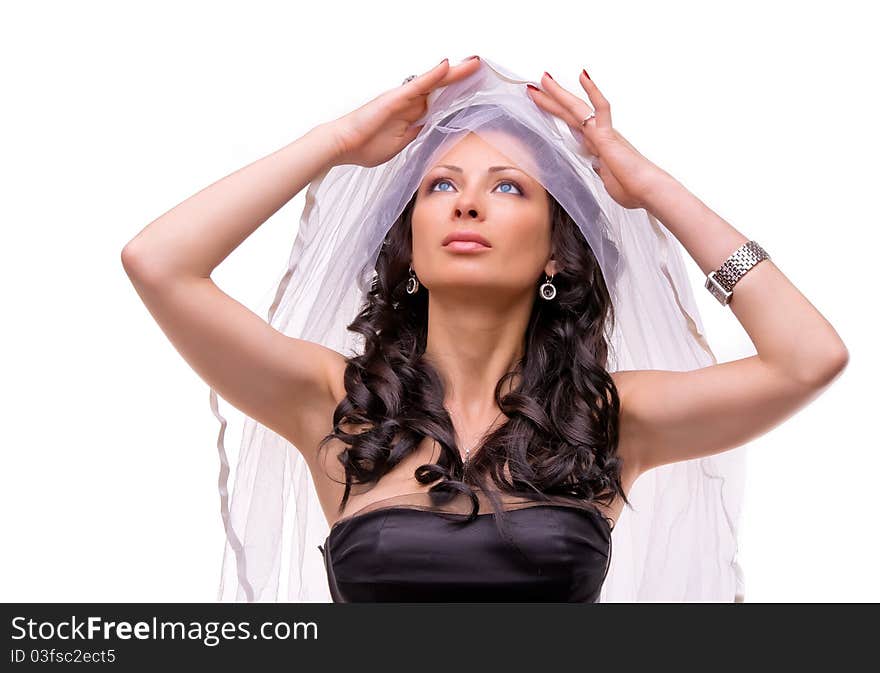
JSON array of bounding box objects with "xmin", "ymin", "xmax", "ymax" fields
[{"xmin": 453, "ymin": 189, "xmax": 482, "ymax": 220}]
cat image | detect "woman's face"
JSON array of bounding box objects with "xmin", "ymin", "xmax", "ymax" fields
[{"xmin": 410, "ymin": 131, "xmax": 554, "ymax": 301}]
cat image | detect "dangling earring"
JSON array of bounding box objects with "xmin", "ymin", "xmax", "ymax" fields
[
  {"xmin": 539, "ymin": 272, "xmax": 557, "ymax": 300},
  {"xmin": 406, "ymin": 263, "xmax": 420, "ymax": 294}
]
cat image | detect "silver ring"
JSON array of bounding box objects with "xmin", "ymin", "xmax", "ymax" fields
[
  {"xmin": 402, "ymin": 74, "xmax": 417, "ymax": 85},
  {"xmin": 581, "ymin": 111, "xmax": 596, "ymax": 126}
]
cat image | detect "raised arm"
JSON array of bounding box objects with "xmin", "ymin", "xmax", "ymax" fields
[
  {"xmin": 121, "ymin": 57, "xmax": 483, "ymax": 460},
  {"xmin": 530, "ymin": 69, "xmax": 849, "ymax": 477},
  {"xmin": 121, "ymin": 123, "xmax": 349, "ymax": 454}
]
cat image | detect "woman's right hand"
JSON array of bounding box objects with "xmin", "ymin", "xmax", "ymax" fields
[{"xmin": 325, "ymin": 56, "xmax": 482, "ymax": 168}]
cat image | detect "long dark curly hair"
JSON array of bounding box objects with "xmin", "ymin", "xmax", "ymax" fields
[{"xmin": 315, "ymin": 180, "xmax": 634, "ymax": 531}]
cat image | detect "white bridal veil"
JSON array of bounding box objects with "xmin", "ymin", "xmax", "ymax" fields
[{"xmin": 210, "ymin": 56, "xmax": 747, "ymax": 602}]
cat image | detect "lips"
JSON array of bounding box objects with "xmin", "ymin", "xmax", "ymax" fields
[{"xmin": 441, "ymin": 230, "xmax": 491, "ymax": 247}]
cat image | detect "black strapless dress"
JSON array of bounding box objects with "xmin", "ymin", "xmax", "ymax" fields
[{"xmin": 317, "ymin": 491, "xmax": 614, "ymax": 603}]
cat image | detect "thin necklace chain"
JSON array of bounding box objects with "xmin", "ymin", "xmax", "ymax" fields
[{"xmin": 463, "ymin": 408, "xmax": 506, "ymax": 468}]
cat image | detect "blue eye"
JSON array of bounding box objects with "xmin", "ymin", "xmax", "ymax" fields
[
  {"xmin": 429, "ymin": 178, "xmax": 523, "ymax": 196},
  {"xmin": 496, "ymin": 181, "xmax": 522, "ymax": 195},
  {"xmin": 431, "ymin": 178, "xmax": 455, "ymax": 193}
]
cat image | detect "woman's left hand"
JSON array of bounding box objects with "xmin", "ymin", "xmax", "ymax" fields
[{"xmin": 526, "ymin": 70, "xmax": 669, "ymax": 210}]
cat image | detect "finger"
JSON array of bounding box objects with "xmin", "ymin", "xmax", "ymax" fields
[
  {"xmin": 526, "ymin": 84, "xmax": 598, "ymax": 155},
  {"xmin": 405, "ymin": 56, "xmax": 481, "ymax": 100},
  {"xmin": 527, "ymin": 83, "xmax": 583, "ymax": 129},
  {"xmin": 435, "ymin": 56, "xmax": 482, "ymax": 88},
  {"xmin": 578, "ymin": 70, "xmax": 612, "ymax": 128},
  {"xmin": 540, "ymin": 72, "xmax": 607, "ymax": 132},
  {"xmin": 403, "ymin": 58, "xmax": 452, "ymax": 98}
]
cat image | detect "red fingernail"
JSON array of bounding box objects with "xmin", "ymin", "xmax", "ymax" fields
[
  {"xmin": 544, "ymin": 71, "xmax": 554, "ymax": 81},
  {"xmin": 582, "ymin": 68, "xmax": 591, "ymax": 80},
  {"xmin": 465, "ymin": 55, "xmax": 480, "ymax": 61},
  {"xmin": 527, "ymin": 83, "xmax": 540, "ymax": 92}
]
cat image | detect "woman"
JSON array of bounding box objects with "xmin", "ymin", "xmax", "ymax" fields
[{"xmin": 121, "ymin": 56, "xmax": 849, "ymax": 602}]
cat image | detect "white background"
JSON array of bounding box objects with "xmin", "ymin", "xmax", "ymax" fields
[{"xmin": 1, "ymin": 0, "xmax": 876, "ymax": 602}]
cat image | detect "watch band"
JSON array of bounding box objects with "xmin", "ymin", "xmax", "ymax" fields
[{"xmin": 705, "ymin": 240, "xmax": 770, "ymax": 306}]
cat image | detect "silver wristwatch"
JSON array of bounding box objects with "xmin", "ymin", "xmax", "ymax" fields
[{"xmin": 705, "ymin": 240, "xmax": 770, "ymax": 306}]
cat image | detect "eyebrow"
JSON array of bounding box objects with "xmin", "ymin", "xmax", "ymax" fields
[{"xmin": 434, "ymin": 164, "xmax": 526, "ymax": 175}]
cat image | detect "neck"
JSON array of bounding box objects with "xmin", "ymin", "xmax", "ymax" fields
[{"xmin": 422, "ymin": 290, "xmax": 531, "ymax": 423}]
